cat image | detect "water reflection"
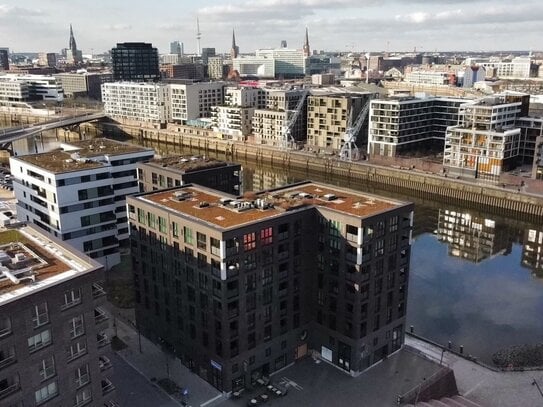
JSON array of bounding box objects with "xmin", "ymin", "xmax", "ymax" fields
[{"xmin": 521, "ymin": 229, "xmax": 543, "ymax": 279}]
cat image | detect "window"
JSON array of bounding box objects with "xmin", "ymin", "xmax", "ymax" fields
[
  {"xmin": 75, "ymin": 387, "xmax": 92, "ymax": 406},
  {"xmin": 158, "ymin": 216, "xmax": 167, "ymax": 233},
  {"xmin": 0, "ymin": 316, "xmax": 11, "ymax": 337},
  {"xmin": 389, "ymin": 216, "xmax": 399, "ymax": 232},
  {"xmin": 210, "ymin": 237, "xmax": 221, "ymax": 256},
  {"xmin": 32, "ymin": 302, "xmax": 49, "ymax": 328},
  {"xmin": 172, "ymin": 222, "xmax": 179, "ymax": 238},
  {"xmin": 70, "ymin": 315, "xmax": 85, "ymax": 339},
  {"xmin": 243, "ymin": 232, "xmax": 256, "ymax": 251},
  {"xmin": 62, "ymin": 289, "xmax": 82, "ymax": 310},
  {"xmin": 39, "ymin": 356, "xmax": 55, "ymax": 381},
  {"xmin": 28, "ymin": 329, "xmax": 52, "ymax": 352},
  {"xmin": 75, "ymin": 364, "xmax": 90, "ymax": 388},
  {"xmin": 260, "ymin": 227, "xmax": 273, "ymax": 245},
  {"xmin": 197, "ymin": 232, "xmax": 207, "ymax": 250},
  {"xmin": 35, "ymin": 381, "xmax": 58, "ymax": 405},
  {"xmin": 67, "ymin": 340, "xmax": 87, "ymax": 361},
  {"xmin": 184, "ymin": 227, "xmax": 193, "ymax": 244}
]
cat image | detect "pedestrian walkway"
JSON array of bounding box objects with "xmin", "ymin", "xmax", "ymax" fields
[
  {"xmin": 109, "ymin": 305, "xmax": 223, "ymax": 407},
  {"xmin": 406, "ymin": 335, "xmax": 543, "ymax": 407}
]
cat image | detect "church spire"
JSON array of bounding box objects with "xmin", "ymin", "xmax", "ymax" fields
[
  {"xmin": 69, "ymin": 24, "xmax": 77, "ymax": 52},
  {"xmin": 303, "ymin": 27, "xmax": 310, "ymax": 57},
  {"xmin": 230, "ymin": 28, "xmax": 239, "ymax": 60}
]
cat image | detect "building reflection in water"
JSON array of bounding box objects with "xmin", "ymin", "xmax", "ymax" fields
[
  {"xmin": 521, "ymin": 229, "xmax": 543, "ymax": 278},
  {"xmin": 436, "ymin": 209, "xmax": 511, "ymax": 263},
  {"xmin": 244, "ymin": 167, "xmax": 290, "ymax": 192}
]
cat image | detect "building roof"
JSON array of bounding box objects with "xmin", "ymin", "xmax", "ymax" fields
[
  {"xmin": 0, "ymin": 225, "xmax": 101, "ymax": 306},
  {"xmin": 16, "ymin": 149, "xmax": 105, "ymax": 174},
  {"xmin": 62, "ymin": 138, "xmax": 153, "ymax": 158},
  {"xmin": 136, "ymin": 181, "xmax": 408, "ymax": 230},
  {"xmin": 143, "ymin": 156, "xmax": 237, "ymax": 174}
]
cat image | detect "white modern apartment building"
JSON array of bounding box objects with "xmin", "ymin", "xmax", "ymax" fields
[
  {"xmin": 207, "ymin": 56, "xmax": 225, "ymax": 80},
  {"xmin": 443, "ymin": 93, "xmax": 526, "ymax": 179},
  {"xmin": 464, "ymin": 56, "xmax": 533, "ymax": 79},
  {"xmin": 0, "ymin": 73, "xmax": 63, "ymax": 101},
  {"xmin": 404, "ymin": 70, "xmax": 451, "ymax": 86},
  {"xmin": 169, "ymin": 82, "xmax": 225, "ymax": 123},
  {"xmin": 102, "ymin": 82, "xmax": 170, "ymax": 127},
  {"xmin": 10, "ymin": 138, "xmax": 154, "ymax": 268},
  {"xmin": 368, "ymin": 96, "xmax": 466, "ymax": 157},
  {"xmin": 224, "ymin": 86, "xmax": 266, "ymax": 108},
  {"xmin": 0, "ymin": 77, "xmax": 29, "ymax": 101},
  {"xmin": 233, "ymin": 48, "xmax": 307, "ymax": 78},
  {"xmin": 211, "ymin": 106, "xmax": 255, "ymax": 140}
]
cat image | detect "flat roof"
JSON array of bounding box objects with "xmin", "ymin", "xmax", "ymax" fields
[
  {"xmin": 17, "ymin": 149, "xmax": 105, "ymax": 174},
  {"xmin": 137, "ymin": 182, "xmax": 407, "ymax": 230},
  {"xmin": 143, "ymin": 156, "xmax": 237, "ymax": 174},
  {"xmin": 63, "ymin": 138, "xmax": 153, "ymax": 157},
  {"xmin": 0, "ymin": 225, "xmax": 100, "ymax": 306}
]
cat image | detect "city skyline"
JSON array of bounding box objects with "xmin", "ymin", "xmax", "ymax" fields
[{"xmin": 1, "ymin": 0, "xmax": 543, "ymax": 54}]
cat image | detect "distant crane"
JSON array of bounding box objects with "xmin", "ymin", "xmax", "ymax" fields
[
  {"xmin": 338, "ymin": 100, "xmax": 371, "ymax": 162},
  {"xmin": 280, "ymin": 90, "xmax": 309, "ymax": 150}
]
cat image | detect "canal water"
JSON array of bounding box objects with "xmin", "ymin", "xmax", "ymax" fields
[{"xmin": 12, "ymin": 134, "xmax": 543, "ymax": 365}]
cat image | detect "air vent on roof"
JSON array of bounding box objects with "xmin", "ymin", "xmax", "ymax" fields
[
  {"xmin": 323, "ymin": 193, "xmax": 337, "ymax": 201},
  {"xmin": 198, "ymin": 201, "xmax": 209, "ymax": 208},
  {"xmin": 299, "ymin": 192, "xmax": 313, "ymax": 199},
  {"xmin": 219, "ymin": 198, "xmax": 232, "ymax": 206},
  {"xmin": 173, "ymin": 191, "xmax": 192, "ymax": 201}
]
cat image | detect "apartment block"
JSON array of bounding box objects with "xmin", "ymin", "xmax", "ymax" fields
[
  {"xmin": 0, "ymin": 224, "xmax": 116, "ymax": 407},
  {"xmin": 211, "ymin": 106, "xmax": 255, "ymax": 140},
  {"xmin": 10, "ymin": 138, "xmax": 154, "ymax": 268},
  {"xmin": 443, "ymin": 93, "xmax": 528, "ymax": 179},
  {"xmin": 225, "ymin": 87, "xmax": 266, "ymax": 109},
  {"xmin": 404, "ymin": 70, "xmax": 452, "ymax": 86},
  {"xmin": 0, "ymin": 74, "xmax": 63, "ymax": 102},
  {"xmin": 160, "ymin": 63, "xmax": 205, "ymax": 81},
  {"xmin": 207, "ymin": 57, "xmax": 226, "ymax": 80},
  {"xmin": 0, "ymin": 78, "xmax": 29, "ymax": 102},
  {"xmin": 137, "ymin": 156, "xmax": 241, "ymax": 195},
  {"xmin": 169, "ymin": 82, "xmax": 225, "ymax": 124},
  {"xmin": 101, "ymin": 82, "xmax": 170, "ymax": 127},
  {"xmin": 368, "ymin": 96, "xmax": 465, "ymax": 157},
  {"xmin": 307, "ymin": 92, "xmax": 374, "ymax": 152},
  {"xmin": 127, "ymin": 181, "xmax": 413, "ymax": 392}
]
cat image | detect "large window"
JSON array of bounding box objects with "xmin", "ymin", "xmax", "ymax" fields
[
  {"xmin": 75, "ymin": 364, "xmax": 90, "ymax": 388},
  {"xmin": 184, "ymin": 226, "xmax": 193, "ymax": 245},
  {"xmin": 243, "ymin": 232, "xmax": 256, "ymax": 251},
  {"xmin": 28, "ymin": 329, "xmax": 52, "ymax": 352},
  {"xmin": 197, "ymin": 232, "xmax": 207, "ymax": 250},
  {"xmin": 32, "ymin": 302, "xmax": 49, "ymax": 328},
  {"xmin": 260, "ymin": 227, "xmax": 273, "ymax": 245},
  {"xmin": 62, "ymin": 289, "xmax": 82, "ymax": 310},
  {"xmin": 39, "ymin": 356, "xmax": 55, "ymax": 381},
  {"xmin": 35, "ymin": 381, "xmax": 58, "ymax": 405}
]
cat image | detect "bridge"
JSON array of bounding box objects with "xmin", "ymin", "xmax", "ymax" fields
[{"xmin": 0, "ymin": 112, "xmax": 106, "ymax": 152}]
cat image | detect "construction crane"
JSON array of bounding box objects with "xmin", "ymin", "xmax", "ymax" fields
[
  {"xmin": 339, "ymin": 100, "xmax": 371, "ymax": 162},
  {"xmin": 280, "ymin": 89, "xmax": 309, "ymax": 150}
]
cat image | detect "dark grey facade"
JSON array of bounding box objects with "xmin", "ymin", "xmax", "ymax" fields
[
  {"xmin": 127, "ymin": 182, "xmax": 413, "ymax": 393},
  {"xmin": 0, "ymin": 50, "xmax": 8, "ymax": 71},
  {"xmin": 111, "ymin": 42, "xmax": 160, "ymax": 82},
  {"xmin": 0, "ymin": 226, "xmax": 116, "ymax": 407},
  {"xmin": 137, "ymin": 157, "xmax": 241, "ymax": 195}
]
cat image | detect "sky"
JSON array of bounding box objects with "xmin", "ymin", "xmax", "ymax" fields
[{"xmin": 1, "ymin": 0, "xmax": 542, "ymax": 54}]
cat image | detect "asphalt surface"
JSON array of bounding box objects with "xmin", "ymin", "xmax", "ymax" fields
[{"xmin": 110, "ymin": 352, "xmax": 181, "ymax": 407}]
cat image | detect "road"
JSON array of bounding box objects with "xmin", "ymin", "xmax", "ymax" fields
[{"xmin": 110, "ymin": 352, "xmax": 181, "ymax": 407}]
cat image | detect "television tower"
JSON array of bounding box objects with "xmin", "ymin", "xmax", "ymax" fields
[{"xmin": 196, "ymin": 17, "xmax": 202, "ymax": 56}]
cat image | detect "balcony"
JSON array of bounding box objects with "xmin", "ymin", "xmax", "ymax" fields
[
  {"xmin": 97, "ymin": 333, "xmax": 110, "ymax": 348},
  {"xmin": 94, "ymin": 308, "xmax": 109, "ymax": 325},
  {"xmin": 92, "ymin": 283, "xmax": 106, "ymax": 299},
  {"xmin": 0, "ymin": 381, "xmax": 20, "ymax": 400},
  {"xmin": 0, "ymin": 353, "xmax": 16, "ymax": 370},
  {"xmin": 103, "ymin": 401, "xmax": 120, "ymax": 407},
  {"xmin": 99, "ymin": 356, "xmax": 112, "ymax": 371},
  {"xmin": 101, "ymin": 379, "xmax": 115, "ymax": 396},
  {"xmin": 0, "ymin": 325, "xmax": 11, "ymax": 339}
]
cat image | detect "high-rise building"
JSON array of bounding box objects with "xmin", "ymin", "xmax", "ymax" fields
[
  {"xmin": 170, "ymin": 41, "xmax": 183, "ymax": 55},
  {"xmin": 10, "ymin": 138, "xmax": 154, "ymax": 268},
  {"xmin": 0, "ymin": 224, "xmax": 117, "ymax": 407},
  {"xmin": 111, "ymin": 42, "xmax": 160, "ymax": 82},
  {"xmin": 307, "ymin": 91, "xmax": 374, "ymax": 152},
  {"xmin": 38, "ymin": 52, "xmax": 57, "ymax": 68},
  {"xmin": 201, "ymin": 48, "xmax": 216, "ymax": 65},
  {"xmin": 0, "ymin": 48, "xmax": 9, "ymax": 71},
  {"xmin": 368, "ymin": 96, "xmax": 466, "ymax": 157},
  {"xmin": 137, "ymin": 156, "xmax": 242, "ymax": 195},
  {"xmin": 66, "ymin": 24, "xmax": 82, "ymax": 65},
  {"xmin": 280, "ymin": 40, "xmax": 287, "ymax": 49},
  {"xmin": 128, "ymin": 181, "xmax": 413, "ymax": 392}
]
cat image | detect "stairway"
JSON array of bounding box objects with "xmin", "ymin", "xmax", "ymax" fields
[{"xmin": 404, "ymin": 395, "xmax": 484, "ymax": 407}]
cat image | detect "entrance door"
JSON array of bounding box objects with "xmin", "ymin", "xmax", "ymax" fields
[
  {"xmin": 337, "ymin": 341, "xmax": 351, "ymax": 371},
  {"xmin": 295, "ymin": 343, "xmax": 307, "ymax": 360}
]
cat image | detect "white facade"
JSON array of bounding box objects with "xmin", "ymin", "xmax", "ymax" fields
[
  {"xmin": 10, "ymin": 139, "xmax": 154, "ymax": 268},
  {"xmin": 0, "ymin": 73, "xmax": 63, "ymax": 101},
  {"xmin": 256, "ymin": 49, "xmax": 307, "ymax": 77},
  {"xmin": 404, "ymin": 70, "xmax": 450, "ymax": 86},
  {"xmin": 224, "ymin": 87, "xmax": 266, "ymax": 108},
  {"xmin": 465, "ymin": 57, "xmax": 532, "ymax": 79},
  {"xmin": 211, "ymin": 106, "xmax": 255, "ymax": 140},
  {"xmin": 0, "ymin": 78, "xmax": 29, "ymax": 101},
  {"xmin": 160, "ymin": 54, "xmax": 180, "ymax": 64},
  {"xmin": 169, "ymin": 82, "xmax": 224, "ymax": 123},
  {"xmin": 102, "ymin": 82, "xmax": 170, "ymax": 125},
  {"xmin": 233, "ymin": 55, "xmax": 275, "ymax": 78},
  {"xmin": 461, "ymin": 66, "xmax": 486, "ymax": 88},
  {"xmin": 252, "ymin": 109, "xmax": 289, "ymax": 146}
]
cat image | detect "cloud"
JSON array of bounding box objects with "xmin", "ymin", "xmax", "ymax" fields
[
  {"xmin": 0, "ymin": 4, "xmax": 44, "ymax": 18},
  {"xmin": 105, "ymin": 23, "xmax": 132, "ymax": 31}
]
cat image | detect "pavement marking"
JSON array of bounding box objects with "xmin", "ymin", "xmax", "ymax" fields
[
  {"xmin": 280, "ymin": 376, "xmax": 303, "ymax": 391},
  {"xmin": 200, "ymin": 393, "xmax": 224, "ymax": 407},
  {"xmin": 463, "ymin": 380, "xmax": 486, "ymax": 397}
]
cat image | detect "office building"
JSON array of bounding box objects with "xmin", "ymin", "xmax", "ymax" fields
[
  {"xmin": 111, "ymin": 42, "xmax": 160, "ymax": 82},
  {"xmin": 443, "ymin": 93, "xmax": 528, "ymax": 179},
  {"xmin": 38, "ymin": 53, "xmax": 57, "ymax": 68},
  {"xmin": 208, "ymin": 57, "xmax": 226, "ymax": 80},
  {"xmin": 307, "ymin": 91, "xmax": 374, "ymax": 151},
  {"xmin": 137, "ymin": 156, "xmax": 241, "ymax": 195},
  {"xmin": 0, "ymin": 224, "xmax": 116, "ymax": 407},
  {"xmin": 169, "ymin": 82, "xmax": 224, "ymax": 124},
  {"xmin": 170, "ymin": 41, "xmax": 183, "ymax": 56},
  {"xmin": 0, "ymin": 49, "xmax": 8, "ymax": 71},
  {"xmin": 256, "ymin": 49, "xmax": 306, "ymax": 78},
  {"xmin": 160, "ymin": 54, "xmax": 181, "ymax": 65},
  {"xmin": 368, "ymin": 96, "xmax": 465, "ymax": 157},
  {"xmin": 233, "ymin": 55, "xmax": 275, "ymax": 78},
  {"xmin": 128, "ymin": 181, "xmax": 413, "ymax": 392},
  {"xmin": 0, "ymin": 78, "xmax": 29, "ymax": 102},
  {"xmin": 201, "ymin": 48, "xmax": 216, "ymax": 65},
  {"xmin": 404, "ymin": 70, "xmax": 452, "ymax": 86},
  {"xmin": 160, "ymin": 63, "xmax": 205, "ymax": 81},
  {"xmin": 10, "ymin": 138, "xmax": 154, "ymax": 268},
  {"xmin": 0, "ymin": 74, "xmax": 63, "ymax": 102},
  {"xmin": 102, "ymin": 82, "xmax": 170, "ymax": 126},
  {"xmin": 55, "ymin": 71, "xmax": 112, "ymax": 100}
]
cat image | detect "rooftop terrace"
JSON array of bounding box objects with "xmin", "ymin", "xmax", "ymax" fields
[
  {"xmin": 0, "ymin": 226, "xmax": 99, "ymax": 306},
  {"xmin": 138, "ymin": 182, "xmax": 405, "ymax": 230}
]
